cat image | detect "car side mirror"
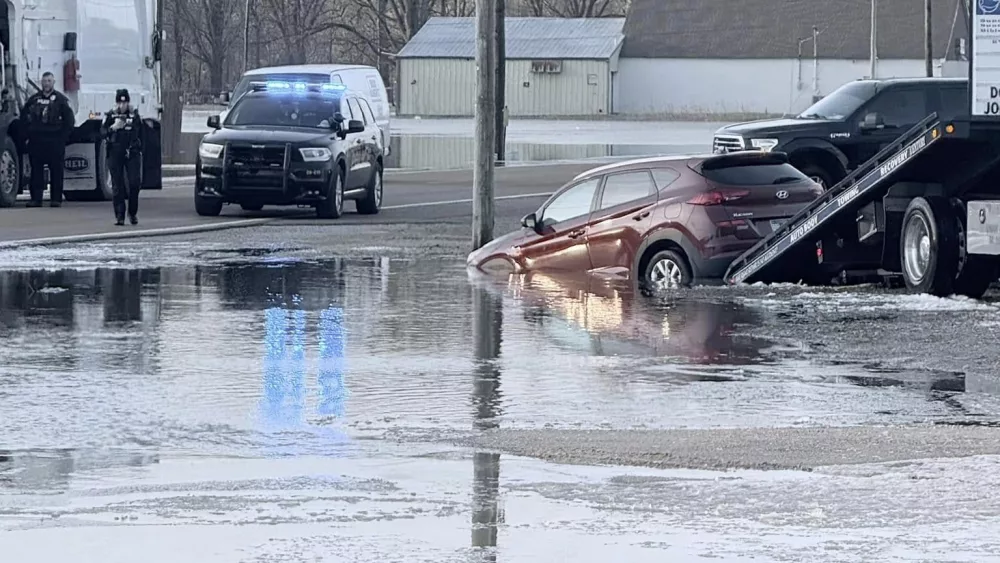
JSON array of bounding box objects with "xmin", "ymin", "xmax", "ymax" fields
[
  {"xmin": 206, "ymin": 115, "xmax": 220, "ymax": 129},
  {"xmin": 346, "ymin": 119, "xmax": 365, "ymax": 134},
  {"xmin": 860, "ymin": 112, "xmax": 884, "ymax": 131},
  {"xmin": 218, "ymin": 92, "xmax": 230, "ymax": 105},
  {"xmin": 521, "ymin": 212, "xmax": 538, "ymax": 232}
]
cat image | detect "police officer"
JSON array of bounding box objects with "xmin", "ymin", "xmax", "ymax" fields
[
  {"xmin": 101, "ymin": 89, "xmax": 142, "ymax": 225},
  {"xmin": 21, "ymin": 71, "xmax": 75, "ymax": 207}
]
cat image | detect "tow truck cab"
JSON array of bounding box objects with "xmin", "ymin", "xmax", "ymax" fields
[
  {"xmin": 0, "ymin": 0, "xmax": 162, "ymax": 208},
  {"xmin": 713, "ymin": 78, "xmax": 968, "ymax": 191}
]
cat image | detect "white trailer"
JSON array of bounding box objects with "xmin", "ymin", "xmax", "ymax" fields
[{"xmin": 0, "ymin": 0, "xmax": 162, "ymax": 206}]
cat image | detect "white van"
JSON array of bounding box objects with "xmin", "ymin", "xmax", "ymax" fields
[{"xmin": 223, "ymin": 64, "xmax": 392, "ymax": 155}]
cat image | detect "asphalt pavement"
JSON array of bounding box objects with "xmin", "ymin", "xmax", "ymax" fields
[{"xmin": 0, "ymin": 162, "xmax": 595, "ymax": 246}]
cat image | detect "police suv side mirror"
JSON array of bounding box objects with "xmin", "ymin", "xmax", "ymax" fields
[
  {"xmin": 218, "ymin": 92, "xmax": 230, "ymax": 105},
  {"xmin": 206, "ymin": 115, "xmax": 221, "ymax": 129},
  {"xmin": 346, "ymin": 119, "xmax": 365, "ymax": 134},
  {"xmin": 860, "ymin": 112, "xmax": 884, "ymax": 131}
]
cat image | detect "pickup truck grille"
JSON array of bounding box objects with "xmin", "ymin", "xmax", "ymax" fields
[{"xmin": 713, "ymin": 135, "xmax": 746, "ymax": 154}]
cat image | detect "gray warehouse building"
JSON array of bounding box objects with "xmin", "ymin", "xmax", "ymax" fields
[{"xmin": 396, "ymin": 17, "xmax": 625, "ymax": 117}]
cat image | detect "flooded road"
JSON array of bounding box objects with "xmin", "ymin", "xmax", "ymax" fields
[{"xmin": 3, "ymin": 237, "xmax": 1000, "ymax": 561}]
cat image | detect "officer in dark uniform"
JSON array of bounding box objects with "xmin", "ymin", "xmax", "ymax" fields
[
  {"xmin": 101, "ymin": 89, "xmax": 143, "ymax": 225},
  {"xmin": 20, "ymin": 71, "xmax": 75, "ymax": 207}
]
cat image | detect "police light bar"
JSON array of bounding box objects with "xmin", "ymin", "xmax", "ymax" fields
[{"xmin": 249, "ymin": 81, "xmax": 346, "ymax": 94}]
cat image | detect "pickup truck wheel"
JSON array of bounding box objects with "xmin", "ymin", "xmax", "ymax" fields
[
  {"xmin": 0, "ymin": 137, "xmax": 19, "ymax": 208},
  {"xmin": 900, "ymin": 197, "xmax": 959, "ymax": 296},
  {"xmin": 796, "ymin": 163, "xmax": 836, "ymax": 191}
]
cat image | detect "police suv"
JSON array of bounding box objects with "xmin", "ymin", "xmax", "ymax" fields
[{"xmin": 195, "ymin": 81, "xmax": 384, "ymax": 219}]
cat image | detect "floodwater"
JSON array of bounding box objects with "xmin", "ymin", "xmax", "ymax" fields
[
  {"xmin": 4, "ymin": 244, "xmax": 1000, "ymax": 561},
  {"xmin": 178, "ymin": 111, "xmax": 720, "ymax": 168}
]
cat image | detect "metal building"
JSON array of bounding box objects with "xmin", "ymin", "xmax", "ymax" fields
[{"xmin": 396, "ymin": 17, "xmax": 625, "ymax": 117}]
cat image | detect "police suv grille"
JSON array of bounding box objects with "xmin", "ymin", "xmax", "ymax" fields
[
  {"xmin": 227, "ymin": 144, "xmax": 286, "ymax": 170},
  {"xmin": 713, "ymin": 135, "xmax": 746, "ymax": 154}
]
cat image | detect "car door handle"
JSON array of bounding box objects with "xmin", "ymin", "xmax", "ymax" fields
[
  {"xmin": 632, "ymin": 211, "xmax": 650, "ymax": 221},
  {"xmin": 566, "ymin": 229, "xmax": 586, "ymax": 239}
]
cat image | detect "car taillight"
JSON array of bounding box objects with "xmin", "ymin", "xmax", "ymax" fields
[{"xmin": 688, "ymin": 189, "xmax": 751, "ymax": 205}]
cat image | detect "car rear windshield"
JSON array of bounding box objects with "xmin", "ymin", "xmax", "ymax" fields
[
  {"xmin": 232, "ymin": 73, "xmax": 331, "ymax": 103},
  {"xmin": 701, "ymin": 163, "xmax": 810, "ymax": 186},
  {"xmin": 225, "ymin": 94, "xmax": 342, "ymax": 128}
]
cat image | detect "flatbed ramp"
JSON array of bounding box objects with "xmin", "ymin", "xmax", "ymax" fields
[{"xmin": 725, "ymin": 113, "xmax": 962, "ymax": 285}]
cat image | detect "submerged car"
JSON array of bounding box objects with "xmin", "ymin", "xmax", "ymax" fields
[{"xmin": 467, "ymin": 152, "xmax": 823, "ymax": 289}]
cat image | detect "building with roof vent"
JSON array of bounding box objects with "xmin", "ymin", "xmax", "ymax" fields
[
  {"xmin": 616, "ymin": 0, "xmax": 969, "ymax": 117},
  {"xmin": 396, "ymin": 17, "xmax": 625, "ymax": 117}
]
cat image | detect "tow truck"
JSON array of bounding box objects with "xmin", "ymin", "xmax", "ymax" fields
[{"xmin": 723, "ymin": 5, "xmax": 1000, "ymax": 299}]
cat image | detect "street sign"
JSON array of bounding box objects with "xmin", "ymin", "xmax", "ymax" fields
[{"xmin": 972, "ymin": 0, "xmax": 1000, "ymax": 117}]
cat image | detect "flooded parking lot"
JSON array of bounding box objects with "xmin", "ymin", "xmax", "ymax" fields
[{"xmin": 3, "ymin": 233, "xmax": 1000, "ymax": 561}]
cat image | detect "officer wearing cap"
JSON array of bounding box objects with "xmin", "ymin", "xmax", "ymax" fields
[
  {"xmin": 20, "ymin": 71, "xmax": 75, "ymax": 207},
  {"xmin": 101, "ymin": 89, "xmax": 143, "ymax": 225}
]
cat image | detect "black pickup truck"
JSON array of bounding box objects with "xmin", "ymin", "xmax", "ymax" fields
[{"xmin": 712, "ymin": 77, "xmax": 968, "ymax": 189}]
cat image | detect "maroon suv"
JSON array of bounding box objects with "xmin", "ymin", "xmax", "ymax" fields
[{"xmin": 467, "ymin": 152, "xmax": 822, "ymax": 289}]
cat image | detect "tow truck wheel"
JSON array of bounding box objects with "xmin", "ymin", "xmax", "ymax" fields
[
  {"xmin": 0, "ymin": 136, "xmax": 19, "ymax": 208},
  {"xmin": 316, "ymin": 168, "xmax": 344, "ymax": 219},
  {"xmin": 356, "ymin": 164, "xmax": 382, "ymax": 215},
  {"xmin": 900, "ymin": 197, "xmax": 960, "ymax": 296}
]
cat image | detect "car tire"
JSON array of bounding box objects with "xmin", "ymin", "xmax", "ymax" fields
[
  {"xmin": 796, "ymin": 162, "xmax": 836, "ymax": 191},
  {"xmin": 240, "ymin": 203, "xmax": 263, "ymax": 212},
  {"xmin": 316, "ymin": 167, "xmax": 344, "ymax": 219},
  {"xmin": 356, "ymin": 164, "xmax": 382, "ymax": 215},
  {"xmin": 642, "ymin": 249, "xmax": 692, "ymax": 291},
  {"xmin": 899, "ymin": 196, "xmax": 960, "ymax": 296},
  {"xmin": 195, "ymin": 191, "xmax": 223, "ymax": 217},
  {"xmin": 0, "ymin": 136, "xmax": 19, "ymax": 208}
]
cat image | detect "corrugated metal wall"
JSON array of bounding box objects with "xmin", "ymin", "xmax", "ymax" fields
[{"xmin": 399, "ymin": 58, "xmax": 611, "ymax": 117}]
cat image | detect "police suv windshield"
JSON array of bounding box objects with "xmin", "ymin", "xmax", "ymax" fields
[
  {"xmin": 797, "ymin": 81, "xmax": 878, "ymax": 120},
  {"xmin": 224, "ymin": 93, "xmax": 341, "ymax": 129}
]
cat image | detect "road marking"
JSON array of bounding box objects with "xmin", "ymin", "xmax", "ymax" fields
[
  {"xmin": 0, "ymin": 192, "xmax": 553, "ymax": 248},
  {"xmin": 382, "ymin": 192, "xmax": 551, "ymax": 210}
]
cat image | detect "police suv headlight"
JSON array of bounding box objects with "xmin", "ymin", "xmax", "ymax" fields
[
  {"xmin": 199, "ymin": 143, "xmax": 223, "ymax": 159},
  {"xmin": 299, "ymin": 147, "xmax": 332, "ymax": 162},
  {"xmin": 750, "ymin": 138, "xmax": 779, "ymax": 152}
]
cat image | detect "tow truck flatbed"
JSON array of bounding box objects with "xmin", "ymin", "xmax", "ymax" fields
[{"xmin": 723, "ymin": 114, "xmax": 1000, "ymax": 297}]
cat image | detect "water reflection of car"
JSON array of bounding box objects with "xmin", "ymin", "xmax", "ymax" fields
[
  {"xmin": 493, "ymin": 271, "xmax": 769, "ymax": 364},
  {"xmin": 467, "ymin": 152, "xmax": 821, "ymax": 289}
]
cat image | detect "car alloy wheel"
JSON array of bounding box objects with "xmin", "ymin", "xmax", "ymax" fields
[{"xmin": 649, "ymin": 257, "xmax": 684, "ymax": 289}]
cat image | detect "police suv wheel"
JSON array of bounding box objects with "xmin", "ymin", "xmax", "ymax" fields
[
  {"xmin": 0, "ymin": 136, "xmax": 19, "ymax": 208},
  {"xmin": 316, "ymin": 168, "xmax": 344, "ymax": 219},
  {"xmin": 194, "ymin": 185, "xmax": 223, "ymax": 216},
  {"xmin": 356, "ymin": 165, "xmax": 382, "ymax": 215}
]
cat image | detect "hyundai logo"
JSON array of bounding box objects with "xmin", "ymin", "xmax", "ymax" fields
[
  {"xmin": 775, "ymin": 190, "xmax": 789, "ymax": 200},
  {"xmin": 64, "ymin": 156, "xmax": 88, "ymax": 172}
]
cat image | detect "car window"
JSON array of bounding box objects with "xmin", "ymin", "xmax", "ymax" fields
[
  {"xmin": 863, "ymin": 88, "xmax": 928, "ymax": 128},
  {"xmin": 599, "ymin": 171, "xmax": 655, "ymax": 209},
  {"xmin": 347, "ymin": 98, "xmax": 365, "ymax": 124},
  {"xmin": 359, "ymin": 98, "xmax": 377, "ymax": 123},
  {"xmin": 541, "ymin": 178, "xmax": 600, "ymax": 227},
  {"xmin": 700, "ymin": 163, "xmax": 809, "ymax": 186},
  {"xmin": 340, "ymin": 98, "xmax": 354, "ymax": 119},
  {"xmin": 940, "ymin": 86, "xmax": 969, "ymax": 118},
  {"xmin": 651, "ymin": 168, "xmax": 681, "ymax": 192},
  {"xmin": 798, "ymin": 80, "xmax": 877, "ymax": 120}
]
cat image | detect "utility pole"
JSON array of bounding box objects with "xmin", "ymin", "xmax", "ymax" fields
[
  {"xmin": 243, "ymin": 0, "xmax": 251, "ymax": 73},
  {"xmin": 925, "ymin": 0, "xmax": 933, "ymax": 77},
  {"xmin": 495, "ymin": 0, "xmax": 506, "ymax": 164},
  {"xmin": 473, "ymin": 0, "xmax": 497, "ymax": 250},
  {"xmin": 869, "ymin": 0, "xmax": 878, "ymax": 79}
]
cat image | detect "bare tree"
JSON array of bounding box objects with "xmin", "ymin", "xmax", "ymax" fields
[
  {"xmin": 173, "ymin": 0, "xmax": 245, "ymax": 92},
  {"xmin": 518, "ymin": 0, "xmax": 626, "ymax": 17}
]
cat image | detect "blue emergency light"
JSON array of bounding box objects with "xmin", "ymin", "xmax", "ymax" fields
[{"xmin": 251, "ymin": 81, "xmax": 346, "ymax": 95}]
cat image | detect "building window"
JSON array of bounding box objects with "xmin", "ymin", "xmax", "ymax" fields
[{"xmin": 530, "ymin": 60, "xmax": 562, "ymax": 74}]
